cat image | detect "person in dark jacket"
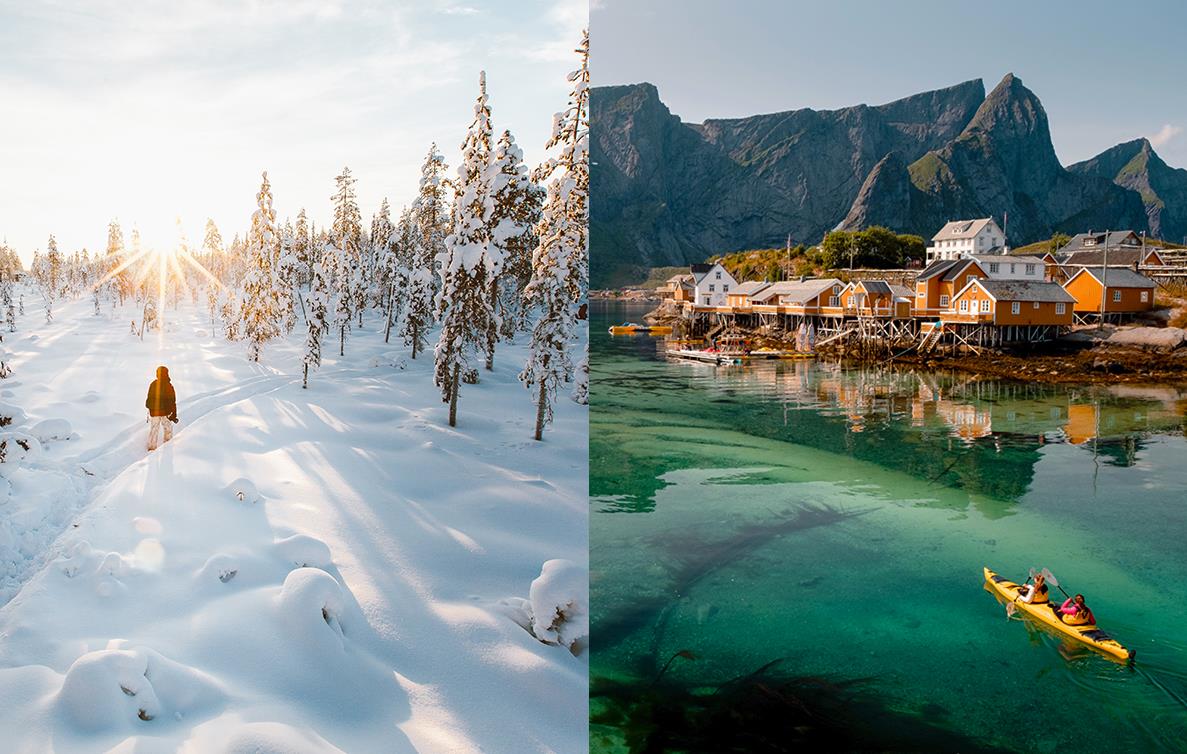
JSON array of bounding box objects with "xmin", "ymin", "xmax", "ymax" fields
[{"xmin": 145, "ymin": 365, "xmax": 178, "ymax": 451}]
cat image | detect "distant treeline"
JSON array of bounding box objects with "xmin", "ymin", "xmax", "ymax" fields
[{"xmin": 709, "ymin": 227, "xmax": 925, "ymax": 282}]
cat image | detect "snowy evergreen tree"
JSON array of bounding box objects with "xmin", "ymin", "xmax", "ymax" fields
[
  {"xmin": 331, "ymin": 167, "xmax": 363, "ymax": 353},
  {"xmin": 202, "ymin": 218, "xmax": 224, "ymax": 277},
  {"xmin": 402, "ymin": 145, "xmax": 449, "ymax": 359},
  {"xmin": 487, "ymin": 128, "xmax": 542, "ymax": 342},
  {"xmin": 239, "ymin": 171, "xmax": 284, "ymax": 361},
  {"xmin": 276, "ymin": 221, "xmax": 299, "ymax": 332},
  {"xmin": 303, "ymin": 249, "xmax": 331, "ymax": 388},
  {"xmin": 520, "ymin": 30, "xmax": 589, "ymax": 439},
  {"xmin": 435, "ymin": 71, "xmax": 500, "ymax": 426},
  {"xmin": 384, "ymin": 207, "xmax": 415, "ymax": 343},
  {"xmin": 2, "ymin": 278, "xmax": 15, "ymax": 333},
  {"xmin": 370, "ymin": 198, "xmax": 395, "ymax": 313},
  {"xmin": 294, "ymin": 209, "xmax": 311, "ymax": 288}
]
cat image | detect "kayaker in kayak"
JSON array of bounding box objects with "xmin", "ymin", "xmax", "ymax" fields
[
  {"xmin": 1058, "ymin": 594, "xmax": 1095, "ymax": 626},
  {"xmin": 1017, "ymin": 573, "xmax": 1049, "ymax": 604}
]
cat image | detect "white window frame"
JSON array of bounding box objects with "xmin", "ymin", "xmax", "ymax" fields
[
  {"xmin": 939, "ymin": 294, "xmax": 950, "ymax": 308},
  {"xmin": 715, "ymin": 270, "xmax": 722, "ymax": 279},
  {"xmin": 1026, "ymin": 264, "xmax": 1035, "ymax": 275},
  {"xmin": 1113, "ymin": 290, "xmax": 1122, "ymax": 303},
  {"xmin": 1033, "ymin": 301, "xmax": 1040, "ymax": 309},
  {"xmin": 1056, "ymin": 302, "xmax": 1066, "ymax": 315},
  {"xmin": 959, "ymin": 299, "xmax": 969, "ymax": 313},
  {"xmin": 989, "ymin": 263, "xmax": 999, "ymax": 273},
  {"xmin": 981, "ymin": 299, "xmax": 991, "ymax": 313},
  {"xmin": 1140, "ymin": 290, "xmax": 1149, "ymax": 302},
  {"xmin": 829, "ymin": 295, "xmax": 839, "ymax": 307},
  {"xmin": 708, "ymin": 284, "xmax": 715, "ymax": 293},
  {"xmin": 1011, "ymin": 301, "xmax": 1021, "ymax": 315}
]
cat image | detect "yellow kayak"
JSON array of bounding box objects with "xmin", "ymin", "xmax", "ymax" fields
[{"xmin": 983, "ymin": 567, "xmax": 1134, "ymax": 662}]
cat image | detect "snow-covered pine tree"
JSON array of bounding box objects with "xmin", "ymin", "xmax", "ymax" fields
[
  {"xmin": 384, "ymin": 207, "xmax": 415, "ymax": 343},
  {"xmin": 331, "ymin": 167, "xmax": 363, "ymax": 353},
  {"xmin": 520, "ymin": 30, "xmax": 589, "ymax": 438},
  {"xmin": 276, "ymin": 221, "xmax": 299, "ymax": 332},
  {"xmin": 402, "ymin": 145, "xmax": 449, "ymax": 359},
  {"xmin": 239, "ymin": 171, "xmax": 284, "ymax": 361},
  {"xmin": 435, "ymin": 71, "xmax": 500, "ymax": 426},
  {"xmin": 294, "ymin": 209, "xmax": 311, "ymax": 288},
  {"xmin": 2, "ymin": 277, "xmax": 14, "ymax": 332},
  {"xmin": 487, "ymin": 128, "xmax": 542, "ymax": 344},
  {"xmin": 302, "ymin": 249, "xmax": 331, "ymax": 388},
  {"xmin": 370, "ymin": 198, "xmax": 395, "ymax": 313}
]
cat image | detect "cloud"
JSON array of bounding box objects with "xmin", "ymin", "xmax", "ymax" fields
[{"xmin": 1150, "ymin": 123, "xmax": 1183, "ymax": 147}]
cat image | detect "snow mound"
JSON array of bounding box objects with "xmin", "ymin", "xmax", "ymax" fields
[
  {"xmin": 57, "ymin": 647, "xmax": 224, "ymax": 732},
  {"xmin": 185, "ymin": 721, "xmax": 347, "ymax": 754},
  {"xmin": 275, "ymin": 534, "xmax": 333, "ymax": 569},
  {"xmin": 30, "ymin": 418, "xmax": 74, "ymax": 443},
  {"xmin": 528, "ymin": 559, "xmax": 588, "ymax": 654},
  {"xmin": 278, "ymin": 567, "xmax": 347, "ymax": 653},
  {"xmin": 194, "ymin": 553, "xmax": 241, "ymax": 585},
  {"xmin": 0, "ymin": 401, "xmax": 27, "ymax": 427},
  {"xmin": 0, "ymin": 431, "xmax": 40, "ymax": 472},
  {"xmin": 222, "ymin": 477, "xmax": 262, "ymax": 504},
  {"xmin": 78, "ymin": 390, "xmax": 102, "ymax": 404}
]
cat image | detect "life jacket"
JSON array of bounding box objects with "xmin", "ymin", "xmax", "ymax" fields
[{"xmin": 1064, "ymin": 607, "xmax": 1094, "ymax": 626}]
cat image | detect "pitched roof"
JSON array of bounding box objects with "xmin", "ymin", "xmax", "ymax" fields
[
  {"xmin": 888, "ymin": 284, "xmax": 914, "ymax": 299},
  {"xmin": 1069, "ymin": 267, "xmax": 1156, "ymax": 288},
  {"xmin": 969, "ymin": 279, "xmax": 1076, "ymax": 303},
  {"xmin": 1057, "ymin": 248, "xmax": 1153, "ymax": 267},
  {"xmin": 916, "ymin": 259, "xmax": 960, "ymax": 282},
  {"xmin": 665, "ymin": 273, "xmax": 695, "ymax": 286},
  {"xmin": 1057, "ymin": 231, "xmax": 1141, "ymax": 254},
  {"xmin": 750, "ymin": 278, "xmax": 842, "ymax": 304},
  {"xmin": 931, "ymin": 218, "xmax": 995, "ymax": 241},
  {"xmin": 731, "ymin": 281, "xmax": 770, "ymax": 296},
  {"xmin": 857, "ymin": 280, "xmax": 892, "ymax": 295}
]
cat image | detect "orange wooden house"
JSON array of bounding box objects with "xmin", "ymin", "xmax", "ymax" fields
[
  {"xmin": 726, "ymin": 281, "xmax": 770, "ymax": 309},
  {"xmin": 943, "ymin": 279, "xmax": 1075, "ymax": 327},
  {"xmin": 914, "ymin": 259, "xmax": 987, "ymax": 316},
  {"xmin": 840, "ymin": 280, "xmax": 913, "ymax": 318},
  {"xmin": 1063, "ymin": 267, "xmax": 1156, "ymax": 314}
]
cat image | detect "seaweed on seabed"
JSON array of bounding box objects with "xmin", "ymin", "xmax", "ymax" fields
[
  {"xmin": 593, "ymin": 503, "xmax": 873, "ymax": 659},
  {"xmin": 590, "ymin": 653, "xmax": 1011, "ymax": 754}
]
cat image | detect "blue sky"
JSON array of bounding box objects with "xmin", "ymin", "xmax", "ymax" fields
[
  {"xmin": 0, "ymin": 0, "xmax": 584, "ymax": 262},
  {"xmin": 591, "ymin": 0, "xmax": 1187, "ymax": 169}
]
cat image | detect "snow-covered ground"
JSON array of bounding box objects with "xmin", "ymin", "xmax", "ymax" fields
[{"xmin": 0, "ymin": 291, "xmax": 588, "ymax": 753}]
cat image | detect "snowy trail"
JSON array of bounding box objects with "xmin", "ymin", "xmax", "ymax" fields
[{"xmin": 0, "ymin": 293, "xmax": 588, "ymax": 752}]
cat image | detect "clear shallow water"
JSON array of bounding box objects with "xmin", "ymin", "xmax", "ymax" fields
[{"xmin": 590, "ymin": 301, "xmax": 1187, "ymax": 753}]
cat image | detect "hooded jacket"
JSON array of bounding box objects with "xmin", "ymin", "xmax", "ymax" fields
[{"xmin": 146, "ymin": 366, "xmax": 177, "ymax": 419}]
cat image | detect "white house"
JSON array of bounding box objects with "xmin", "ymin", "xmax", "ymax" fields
[
  {"xmin": 925, "ymin": 218, "xmax": 1007, "ymax": 263},
  {"xmin": 967, "ymin": 254, "xmax": 1047, "ymax": 281},
  {"xmin": 691, "ymin": 262, "xmax": 738, "ymax": 307}
]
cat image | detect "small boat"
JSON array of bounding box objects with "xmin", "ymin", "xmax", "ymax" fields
[
  {"xmin": 607, "ymin": 322, "xmax": 672, "ymax": 335},
  {"xmin": 983, "ymin": 567, "xmax": 1133, "ymax": 662}
]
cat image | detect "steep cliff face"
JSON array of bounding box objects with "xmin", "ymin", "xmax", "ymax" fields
[
  {"xmin": 591, "ymin": 74, "xmax": 1173, "ymax": 287},
  {"xmin": 1069, "ymin": 137, "xmax": 1187, "ymax": 243},
  {"xmin": 591, "ymin": 79, "xmax": 985, "ymax": 286}
]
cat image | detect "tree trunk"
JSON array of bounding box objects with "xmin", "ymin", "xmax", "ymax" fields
[
  {"xmin": 486, "ymin": 277, "xmax": 498, "ymax": 371},
  {"xmin": 411, "ymin": 321, "xmax": 419, "ymax": 359},
  {"xmin": 383, "ymin": 284, "xmax": 394, "ymax": 343},
  {"xmin": 339, "ymin": 326, "xmax": 345, "ymax": 356},
  {"xmin": 448, "ymin": 364, "xmax": 460, "ymax": 427},
  {"xmin": 534, "ymin": 381, "xmax": 547, "ymax": 441},
  {"xmin": 303, "ymin": 362, "xmax": 308, "ymax": 389}
]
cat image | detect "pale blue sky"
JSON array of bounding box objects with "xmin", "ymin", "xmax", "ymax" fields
[
  {"xmin": 591, "ymin": 0, "xmax": 1187, "ymax": 169},
  {"xmin": 0, "ymin": 0, "xmax": 584, "ymax": 261}
]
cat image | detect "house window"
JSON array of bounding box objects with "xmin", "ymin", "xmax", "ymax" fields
[
  {"xmin": 1033, "ymin": 301, "xmax": 1040, "ymax": 309},
  {"xmin": 1009, "ymin": 264, "xmax": 1016, "ymax": 274},
  {"xmin": 1141, "ymin": 291, "xmax": 1149, "ymax": 302},
  {"xmin": 1026, "ymin": 264, "xmax": 1035, "ymax": 275},
  {"xmin": 939, "ymin": 294, "xmax": 950, "ymax": 308},
  {"xmin": 834, "ymin": 285, "xmax": 842, "ymax": 294},
  {"xmin": 723, "ymin": 284, "xmax": 729, "ymax": 292},
  {"xmin": 981, "ymin": 299, "xmax": 991, "ymax": 313},
  {"xmin": 1113, "ymin": 290, "xmax": 1122, "ymax": 302},
  {"xmin": 989, "ymin": 263, "xmax": 999, "ymax": 273},
  {"xmin": 703, "ymin": 296, "xmax": 711, "ymax": 305},
  {"xmin": 829, "ymin": 295, "xmax": 839, "ymax": 307},
  {"xmin": 1011, "ymin": 302, "xmax": 1021, "ymax": 314},
  {"xmin": 959, "ymin": 300, "xmax": 969, "ymax": 312},
  {"xmin": 1056, "ymin": 303, "xmax": 1066, "ymax": 315},
  {"xmin": 709, "ymin": 284, "xmax": 715, "ymax": 293},
  {"xmin": 715, "ymin": 271, "xmax": 722, "ymax": 279}
]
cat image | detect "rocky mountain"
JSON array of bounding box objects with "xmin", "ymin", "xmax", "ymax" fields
[
  {"xmin": 1068, "ymin": 137, "xmax": 1187, "ymax": 245},
  {"xmin": 591, "ymin": 74, "xmax": 1178, "ymax": 287}
]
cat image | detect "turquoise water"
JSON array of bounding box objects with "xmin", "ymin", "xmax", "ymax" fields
[{"xmin": 590, "ymin": 301, "xmax": 1187, "ymax": 753}]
